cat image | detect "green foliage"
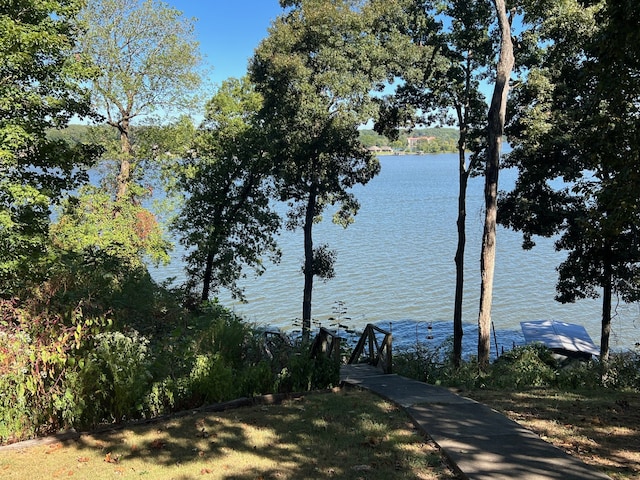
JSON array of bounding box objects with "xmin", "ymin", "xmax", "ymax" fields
[
  {"xmin": 373, "ymin": 0, "xmax": 490, "ymax": 157},
  {"xmin": 25, "ymin": 245, "xmax": 177, "ymax": 336},
  {"xmin": 396, "ymin": 340, "xmax": 640, "ymax": 393},
  {"xmin": 52, "ymin": 186, "xmax": 171, "ymax": 267},
  {"xmin": 175, "ymin": 77, "xmax": 281, "ymax": 301},
  {"xmin": 189, "ymin": 354, "xmax": 236, "ymax": 404},
  {"xmin": 393, "ymin": 343, "xmax": 447, "ymax": 384},
  {"xmin": 79, "ymin": 0, "xmax": 203, "ymax": 201},
  {"xmin": 500, "ymin": 0, "xmax": 640, "ymax": 361},
  {"xmin": 599, "ymin": 350, "xmax": 640, "ymax": 390},
  {"xmin": 238, "ymin": 360, "xmax": 275, "ymax": 397},
  {"xmin": 75, "ymin": 330, "xmax": 153, "ymax": 424},
  {"xmin": 0, "ymin": 0, "xmax": 100, "ymax": 294},
  {"xmin": 275, "ymin": 350, "xmax": 340, "ymax": 393},
  {"xmin": 145, "ymin": 376, "xmax": 191, "ymax": 418},
  {"xmin": 79, "ymin": 0, "xmax": 202, "ymax": 125},
  {"xmin": 0, "ymin": 329, "xmax": 38, "ymax": 442},
  {"xmin": 194, "ymin": 302, "xmax": 253, "ymax": 370},
  {"xmin": 0, "ymin": 298, "xmax": 107, "ymax": 441},
  {"xmin": 488, "ymin": 344, "xmax": 558, "ymax": 388},
  {"xmin": 358, "ymin": 127, "xmax": 460, "ymax": 153},
  {"xmin": 307, "ymin": 244, "xmax": 337, "ymax": 281},
  {"xmin": 1, "ymin": 290, "xmax": 345, "ymax": 444},
  {"xmin": 251, "ymin": 0, "xmax": 387, "ymax": 333}
]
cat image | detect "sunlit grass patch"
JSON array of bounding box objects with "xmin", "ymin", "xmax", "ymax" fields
[{"xmin": 0, "ymin": 389, "xmax": 458, "ymax": 479}]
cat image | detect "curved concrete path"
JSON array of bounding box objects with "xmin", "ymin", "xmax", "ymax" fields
[{"xmin": 341, "ymin": 364, "xmax": 611, "ymax": 480}]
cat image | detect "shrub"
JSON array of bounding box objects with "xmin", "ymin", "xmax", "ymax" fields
[
  {"xmin": 195, "ymin": 303, "xmax": 250, "ymax": 369},
  {"xmin": 601, "ymin": 350, "xmax": 640, "ymax": 390},
  {"xmin": 189, "ymin": 353, "xmax": 236, "ymax": 404},
  {"xmin": 0, "ymin": 299, "xmax": 103, "ymax": 442},
  {"xmin": 1, "ymin": 293, "xmax": 345, "ymax": 444},
  {"xmin": 145, "ymin": 377, "xmax": 192, "ymax": 417},
  {"xmin": 0, "ymin": 330, "xmax": 36, "ymax": 443},
  {"xmin": 75, "ymin": 330, "xmax": 153, "ymax": 425},
  {"xmin": 486, "ymin": 344, "xmax": 558, "ymax": 388},
  {"xmin": 275, "ymin": 347, "xmax": 340, "ymax": 393},
  {"xmin": 239, "ymin": 360, "xmax": 275, "ymax": 397},
  {"xmin": 393, "ymin": 343, "xmax": 444, "ymax": 384}
]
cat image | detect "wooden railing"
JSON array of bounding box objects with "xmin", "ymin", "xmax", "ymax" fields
[
  {"xmin": 261, "ymin": 330, "xmax": 290, "ymax": 360},
  {"xmin": 348, "ymin": 323, "xmax": 392, "ymax": 374},
  {"xmin": 310, "ymin": 327, "xmax": 342, "ymax": 362}
]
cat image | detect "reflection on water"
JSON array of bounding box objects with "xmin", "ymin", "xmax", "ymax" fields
[{"xmin": 150, "ymin": 154, "xmax": 640, "ymax": 355}]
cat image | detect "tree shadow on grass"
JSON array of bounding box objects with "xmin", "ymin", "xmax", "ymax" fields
[
  {"xmin": 68, "ymin": 388, "xmax": 457, "ymax": 479},
  {"xmin": 467, "ymin": 388, "xmax": 640, "ymax": 479}
]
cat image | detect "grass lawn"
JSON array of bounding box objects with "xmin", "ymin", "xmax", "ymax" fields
[
  {"xmin": 0, "ymin": 389, "xmax": 458, "ymax": 480},
  {"xmin": 464, "ymin": 388, "xmax": 640, "ymax": 480}
]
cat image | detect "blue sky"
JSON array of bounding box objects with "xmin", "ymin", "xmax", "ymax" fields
[{"xmin": 168, "ymin": 1, "xmax": 284, "ymax": 86}]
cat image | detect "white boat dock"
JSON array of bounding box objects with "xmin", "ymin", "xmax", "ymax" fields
[{"xmin": 520, "ymin": 320, "xmax": 600, "ymax": 358}]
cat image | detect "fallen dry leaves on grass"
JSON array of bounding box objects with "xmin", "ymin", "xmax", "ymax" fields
[{"xmin": 0, "ymin": 389, "xmax": 459, "ymax": 480}]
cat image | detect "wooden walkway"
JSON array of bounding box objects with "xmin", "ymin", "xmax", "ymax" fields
[{"xmin": 340, "ymin": 365, "xmax": 611, "ymax": 480}]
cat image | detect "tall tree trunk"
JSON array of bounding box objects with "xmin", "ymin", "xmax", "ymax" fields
[
  {"xmin": 478, "ymin": 0, "xmax": 514, "ymax": 370},
  {"xmin": 116, "ymin": 120, "xmax": 132, "ymax": 201},
  {"xmin": 600, "ymin": 258, "xmax": 612, "ymax": 365},
  {"xmin": 453, "ymin": 127, "xmax": 469, "ymax": 367},
  {"xmin": 302, "ymin": 184, "xmax": 317, "ymax": 342},
  {"xmin": 202, "ymin": 251, "xmax": 215, "ymax": 302}
]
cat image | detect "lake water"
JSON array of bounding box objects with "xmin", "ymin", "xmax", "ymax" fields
[{"xmin": 151, "ymin": 154, "xmax": 640, "ymax": 358}]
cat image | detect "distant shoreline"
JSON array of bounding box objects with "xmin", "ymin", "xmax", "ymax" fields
[{"xmin": 373, "ymin": 151, "xmax": 457, "ymax": 156}]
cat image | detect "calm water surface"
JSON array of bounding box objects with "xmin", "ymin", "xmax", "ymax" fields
[{"xmin": 152, "ymin": 154, "xmax": 640, "ymax": 357}]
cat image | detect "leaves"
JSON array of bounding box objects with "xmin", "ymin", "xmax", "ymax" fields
[
  {"xmin": 174, "ymin": 76, "xmax": 281, "ymax": 302},
  {"xmin": 77, "ymin": 0, "xmax": 203, "ymax": 204},
  {"xmin": 104, "ymin": 452, "xmax": 120, "ymax": 463},
  {"xmin": 501, "ymin": 0, "xmax": 640, "ymax": 361},
  {"xmin": 52, "ymin": 186, "xmax": 171, "ymax": 268},
  {"xmin": 79, "ymin": 0, "xmax": 202, "ymax": 125},
  {"xmin": 250, "ymin": 0, "xmax": 386, "ymax": 331},
  {"xmin": 0, "ymin": 0, "xmax": 99, "ymax": 294}
]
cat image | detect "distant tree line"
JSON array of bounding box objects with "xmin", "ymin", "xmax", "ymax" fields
[{"xmin": 358, "ymin": 127, "xmax": 459, "ymax": 153}]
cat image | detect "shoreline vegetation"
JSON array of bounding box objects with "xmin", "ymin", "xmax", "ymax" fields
[
  {"xmin": 48, "ymin": 124, "xmax": 462, "ymax": 156},
  {"xmin": 3, "ymin": 295, "xmax": 640, "ymax": 480}
]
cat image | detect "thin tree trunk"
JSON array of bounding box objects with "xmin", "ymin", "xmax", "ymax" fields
[
  {"xmin": 302, "ymin": 184, "xmax": 317, "ymax": 342},
  {"xmin": 453, "ymin": 131, "xmax": 469, "ymax": 367},
  {"xmin": 600, "ymin": 258, "xmax": 612, "ymax": 365},
  {"xmin": 478, "ymin": 0, "xmax": 514, "ymax": 370},
  {"xmin": 202, "ymin": 251, "xmax": 214, "ymax": 302}
]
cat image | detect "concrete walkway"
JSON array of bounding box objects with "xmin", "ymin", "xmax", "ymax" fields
[{"xmin": 340, "ymin": 364, "xmax": 611, "ymax": 480}]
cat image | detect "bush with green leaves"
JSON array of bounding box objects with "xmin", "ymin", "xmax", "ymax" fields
[
  {"xmin": 393, "ymin": 337, "xmax": 454, "ymax": 384},
  {"xmin": 1, "ymin": 292, "xmax": 343, "ymax": 444},
  {"xmin": 0, "ymin": 329, "xmax": 37, "ymax": 443},
  {"xmin": 600, "ymin": 350, "xmax": 640, "ymax": 390},
  {"xmin": 394, "ymin": 339, "xmax": 640, "ymax": 394},
  {"xmin": 485, "ymin": 344, "xmax": 557, "ymax": 388},
  {"xmin": 194, "ymin": 302, "xmax": 253, "ymax": 369},
  {"xmin": 188, "ymin": 353, "xmax": 236, "ymax": 404},
  {"xmin": 75, "ymin": 330, "xmax": 153, "ymax": 425},
  {"xmin": 0, "ymin": 299, "xmax": 104, "ymax": 441},
  {"xmin": 275, "ymin": 348, "xmax": 340, "ymax": 393}
]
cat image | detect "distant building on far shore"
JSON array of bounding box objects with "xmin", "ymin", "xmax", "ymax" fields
[
  {"xmin": 407, "ymin": 136, "xmax": 436, "ymax": 152},
  {"xmin": 367, "ymin": 145, "xmax": 394, "ymax": 154}
]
